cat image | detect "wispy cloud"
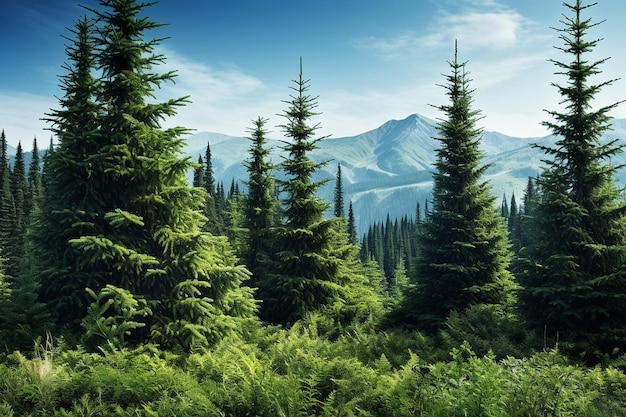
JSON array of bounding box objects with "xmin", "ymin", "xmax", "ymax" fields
[
  {"xmin": 151, "ymin": 47, "xmax": 285, "ymax": 137},
  {"xmin": 356, "ymin": 1, "xmax": 545, "ymax": 58},
  {"xmin": 421, "ymin": 11, "xmax": 524, "ymax": 50},
  {"xmin": 0, "ymin": 92, "xmax": 56, "ymax": 148}
]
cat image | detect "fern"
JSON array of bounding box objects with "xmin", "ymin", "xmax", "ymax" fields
[{"xmin": 81, "ymin": 285, "xmax": 152, "ymax": 349}]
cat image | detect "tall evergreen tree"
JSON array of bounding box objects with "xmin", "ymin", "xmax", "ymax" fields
[
  {"xmin": 7, "ymin": 142, "xmax": 27, "ymax": 278},
  {"xmin": 0, "ymin": 130, "xmax": 7, "ymax": 206},
  {"xmin": 347, "ymin": 200, "xmax": 357, "ymax": 245},
  {"xmin": 192, "ymin": 155, "xmax": 204, "ymax": 188},
  {"xmin": 243, "ymin": 117, "xmax": 276, "ymax": 286},
  {"xmin": 500, "ymin": 193, "xmax": 509, "ymax": 218},
  {"xmin": 258, "ymin": 59, "xmax": 344, "ymax": 324},
  {"xmin": 34, "ymin": 15, "xmax": 104, "ymax": 329},
  {"xmin": 517, "ymin": 0, "xmax": 626, "ymax": 359},
  {"xmin": 202, "ymin": 141, "xmax": 215, "ymax": 197},
  {"xmin": 200, "ymin": 142, "xmax": 224, "ymax": 235},
  {"xmin": 334, "ymin": 163, "xmax": 344, "ymax": 218},
  {"xmin": 522, "ymin": 177, "xmax": 537, "ymax": 216},
  {"xmin": 395, "ymin": 45, "xmax": 513, "ymax": 332},
  {"xmin": 508, "ymin": 192, "xmax": 522, "ymax": 253},
  {"xmin": 0, "ymin": 163, "xmax": 14, "ymax": 270},
  {"xmin": 25, "ymin": 137, "xmax": 42, "ymax": 219},
  {"xmin": 34, "ymin": 3, "xmax": 255, "ymax": 349}
]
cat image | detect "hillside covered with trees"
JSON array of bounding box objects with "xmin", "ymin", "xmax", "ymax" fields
[{"xmin": 1, "ymin": 0, "xmax": 626, "ymax": 415}]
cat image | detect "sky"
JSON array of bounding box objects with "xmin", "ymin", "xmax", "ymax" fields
[{"xmin": 2, "ymin": 0, "xmax": 626, "ymax": 150}]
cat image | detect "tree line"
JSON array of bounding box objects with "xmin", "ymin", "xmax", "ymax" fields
[{"xmin": 0, "ymin": 0, "xmax": 625, "ymax": 365}]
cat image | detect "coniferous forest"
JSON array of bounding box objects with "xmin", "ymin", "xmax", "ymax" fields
[{"xmin": 1, "ymin": 1, "xmax": 626, "ymax": 415}]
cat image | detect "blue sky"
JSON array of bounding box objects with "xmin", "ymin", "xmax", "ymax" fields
[{"xmin": 2, "ymin": 0, "xmax": 626, "ymax": 149}]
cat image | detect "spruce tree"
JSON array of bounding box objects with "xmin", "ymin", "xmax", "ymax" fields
[
  {"xmin": 258, "ymin": 59, "xmax": 344, "ymax": 324},
  {"xmin": 25, "ymin": 138, "xmax": 42, "ymax": 219},
  {"xmin": 334, "ymin": 163, "xmax": 344, "ymax": 218},
  {"xmin": 34, "ymin": 2, "xmax": 256, "ymax": 349},
  {"xmin": 203, "ymin": 142, "xmax": 216, "ymax": 197},
  {"xmin": 347, "ymin": 200, "xmax": 357, "ymax": 245},
  {"xmin": 0, "ymin": 130, "xmax": 7, "ymax": 206},
  {"xmin": 34, "ymin": 16, "xmax": 102, "ymax": 327},
  {"xmin": 5, "ymin": 142, "xmax": 27, "ymax": 279},
  {"xmin": 192, "ymin": 155, "xmax": 204, "ymax": 188},
  {"xmin": 396, "ymin": 45, "xmax": 513, "ymax": 332},
  {"xmin": 517, "ymin": 0, "xmax": 626, "ymax": 359},
  {"xmin": 500, "ymin": 193, "xmax": 509, "ymax": 218},
  {"xmin": 0, "ymin": 163, "xmax": 14, "ymax": 271},
  {"xmin": 243, "ymin": 117, "xmax": 277, "ymax": 286}
]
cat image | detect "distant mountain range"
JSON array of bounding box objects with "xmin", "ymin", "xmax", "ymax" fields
[
  {"xmin": 183, "ymin": 114, "xmax": 626, "ymax": 235},
  {"xmin": 8, "ymin": 114, "xmax": 626, "ymax": 236}
]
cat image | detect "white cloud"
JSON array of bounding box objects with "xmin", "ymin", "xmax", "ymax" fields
[
  {"xmin": 356, "ymin": 1, "xmax": 545, "ymax": 58},
  {"xmin": 154, "ymin": 48, "xmax": 287, "ymax": 137},
  {"xmin": 421, "ymin": 11, "xmax": 524, "ymax": 50},
  {"xmin": 0, "ymin": 92, "xmax": 56, "ymax": 149}
]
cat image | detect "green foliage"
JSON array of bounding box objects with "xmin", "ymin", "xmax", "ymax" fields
[
  {"xmin": 1, "ymin": 329, "xmax": 626, "ymax": 416},
  {"xmin": 396, "ymin": 45, "xmax": 514, "ymax": 332},
  {"xmin": 439, "ymin": 303, "xmax": 535, "ymax": 359},
  {"xmin": 258, "ymin": 60, "xmax": 361, "ymax": 325},
  {"xmin": 31, "ymin": 0, "xmax": 256, "ymax": 351},
  {"xmin": 81, "ymin": 285, "xmax": 152, "ymax": 350},
  {"xmin": 243, "ymin": 116, "xmax": 277, "ymax": 288},
  {"xmin": 517, "ymin": 0, "xmax": 626, "ymax": 361}
]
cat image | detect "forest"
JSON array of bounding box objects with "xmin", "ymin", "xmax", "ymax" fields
[{"xmin": 1, "ymin": 0, "xmax": 626, "ymax": 415}]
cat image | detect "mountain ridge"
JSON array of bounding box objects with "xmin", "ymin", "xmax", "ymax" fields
[{"xmin": 183, "ymin": 113, "xmax": 564, "ymax": 233}]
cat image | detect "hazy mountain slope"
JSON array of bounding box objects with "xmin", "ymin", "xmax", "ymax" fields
[{"xmin": 175, "ymin": 114, "xmax": 626, "ymax": 235}]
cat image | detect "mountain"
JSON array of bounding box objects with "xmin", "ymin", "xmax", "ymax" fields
[{"xmin": 183, "ymin": 114, "xmax": 626, "ymax": 235}]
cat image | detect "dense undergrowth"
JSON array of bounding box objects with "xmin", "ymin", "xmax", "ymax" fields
[{"xmin": 2, "ymin": 316, "xmax": 626, "ymax": 417}]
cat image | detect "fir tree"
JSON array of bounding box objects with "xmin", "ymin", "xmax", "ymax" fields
[
  {"xmin": 25, "ymin": 137, "xmax": 42, "ymax": 219},
  {"xmin": 0, "ymin": 130, "xmax": 7, "ymax": 206},
  {"xmin": 203, "ymin": 141, "xmax": 215, "ymax": 197},
  {"xmin": 347, "ymin": 200, "xmax": 358, "ymax": 245},
  {"xmin": 500, "ymin": 193, "xmax": 509, "ymax": 218},
  {"xmin": 334, "ymin": 163, "xmax": 344, "ymax": 218},
  {"xmin": 508, "ymin": 192, "xmax": 522, "ymax": 253},
  {"xmin": 34, "ymin": 2, "xmax": 256, "ymax": 349},
  {"xmin": 34, "ymin": 15, "xmax": 103, "ymax": 328},
  {"xmin": 522, "ymin": 177, "xmax": 537, "ymax": 216},
  {"xmin": 0, "ymin": 163, "xmax": 14, "ymax": 272},
  {"xmin": 7, "ymin": 142, "xmax": 27, "ymax": 278},
  {"xmin": 243, "ymin": 117, "xmax": 277, "ymax": 287},
  {"xmin": 395, "ymin": 44, "xmax": 513, "ymax": 332},
  {"xmin": 192, "ymin": 155, "xmax": 204, "ymax": 188},
  {"xmin": 258, "ymin": 59, "xmax": 343, "ymax": 324},
  {"xmin": 198, "ymin": 145, "xmax": 222, "ymax": 235},
  {"xmin": 517, "ymin": 0, "xmax": 626, "ymax": 359}
]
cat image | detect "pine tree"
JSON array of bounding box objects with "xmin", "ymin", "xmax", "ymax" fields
[
  {"xmin": 203, "ymin": 142, "xmax": 216, "ymax": 197},
  {"xmin": 258, "ymin": 59, "xmax": 344, "ymax": 324},
  {"xmin": 395, "ymin": 44, "xmax": 513, "ymax": 332},
  {"xmin": 415, "ymin": 201, "xmax": 422, "ymax": 223},
  {"xmin": 334, "ymin": 163, "xmax": 344, "ymax": 218},
  {"xmin": 347, "ymin": 200, "xmax": 358, "ymax": 245},
  {"xmin": 0, "ymin": 130, "xmax": 11, "ymax": 264},
  {"xmin": 500, "ymin": 193, "xmax": 509, "ymax": 218},
  {"xmin": 7, "ymin": 142, "xmax": 27, "ymax": 279},
  {"xmin": 192, "ymin": 155, "xmax": 204, "ymax": 188},
  {"xmin": 34, "ymin": 15, "xmax": 104, "ymax": 328},
  {"xmin": 198, "ymin": 146, "xmax": 222, "ymax": 235},
  {"xmin": 517, "ymin": 0, "xmax": 626, "ymax": 359},
  {"xmin": 34, "ymin": 3, "xmax": 256, "ymax": 349},
  {"xmin": 0, "ymin": 163, "xmax": 14, "ymax": 269},
  {"xmin": 522, "ymin": 177, "xmax": 537, "ymax": 216},
  {"xmin": 243, "ymin": 117, "xmax": 277, "ymax": 287},
  {"xmin": 0, "ymin": 130, "xmax": 7, "ymax": 206},
  {"xmin": 25, "ymin": 137, "xmax": 42, "ymax": 219},
  {"xmin": 508, "ymin": 192, "xmax": 522, "ymax": 253}
]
